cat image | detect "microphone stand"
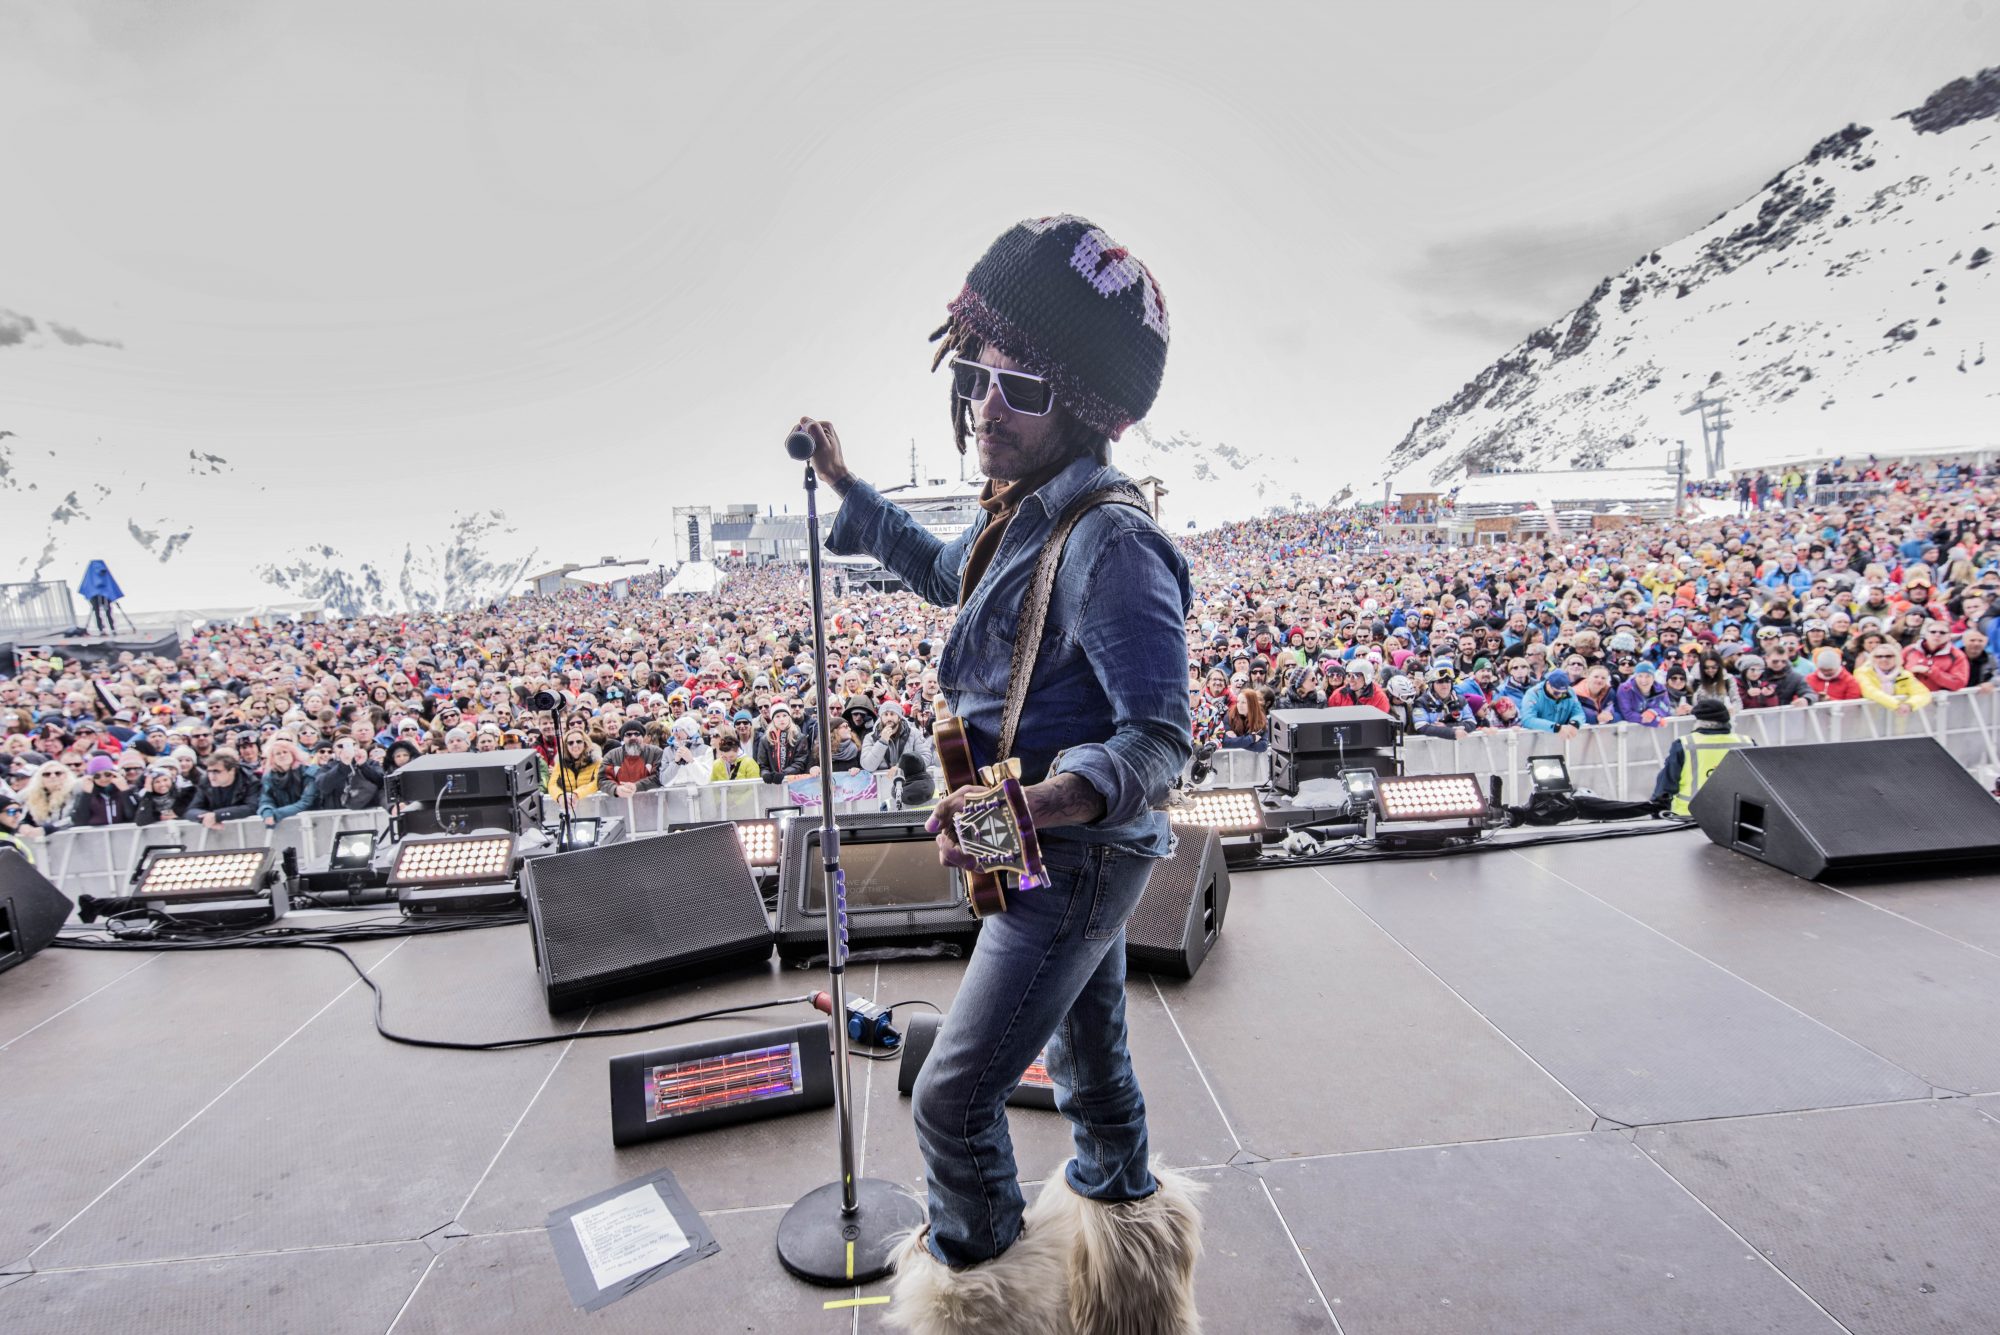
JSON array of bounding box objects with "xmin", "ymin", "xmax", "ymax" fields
[{"xmin": 775, "ymin": 445, "xmax": 923, "ymax": 1286}]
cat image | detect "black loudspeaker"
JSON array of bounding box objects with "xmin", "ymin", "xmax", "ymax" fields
[
  {"xmin": 1125, "ymin": 828, "xmax": 1231, "ymax": 979},
  {"xmin": 1269, "ymin": 706, "xmax": 1397, "ymax": 754},
  {"xmin": 522, "ymin": 824, "xmax": 773, "ymax": 1012},
  {"xmin": 0, "ymin": 851, "xmax": 73, "ymax": 976},
  {"xmin": 774, "ymin": 811, "xmax": 980, "ymax": 963},
  {"xmin": 1690, "ymin": 737, "xmax": 2000, "ymax": 880},
  {"xmin": 1270, "ymin": 748, "xmax": 1401, "ymax": 797}
]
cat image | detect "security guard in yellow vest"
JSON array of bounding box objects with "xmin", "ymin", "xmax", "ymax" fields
[
  {"xmin": 0, "ymin": 830, "xmax": 35, "ymax": 866},
  {"xmin": 1652, "ymin": 697, "xmax": 1753, "ymax": 815}
]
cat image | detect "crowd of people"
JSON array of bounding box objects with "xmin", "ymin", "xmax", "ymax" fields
[{"xmin": 2, "ymin": 453, "xmax": 1996, "ymax": 857}]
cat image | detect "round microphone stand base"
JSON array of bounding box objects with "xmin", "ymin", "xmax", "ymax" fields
[{"xmin": 775, "ymin": 1177, "xmax": 926, "ymax": 1287}]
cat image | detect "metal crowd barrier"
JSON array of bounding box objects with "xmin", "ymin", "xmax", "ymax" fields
[
  {"xmin": 41, "ymin": 807, "xmax": 390, "ymax": 905},
  {"xmin": 1398, "ymin": 690, "xmax": 2000, "ymax": 804}
]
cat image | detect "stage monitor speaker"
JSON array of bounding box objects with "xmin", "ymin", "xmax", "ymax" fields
[
  {"xmin": 1689, "ymin": 737, "xmax": 2000, "ymax": 880},
  {"xmin": 1269, "ymin": 706, "xmax": 1397, "ymax": 754},
  {"xmin": 774, "ymin": 810, "xmax": 981, "ymax": 963},
  {"xmin": 1271, "ymin": 748, "xmax": 1400, "ymax": 797},
  {"xmin": 523, "ymin": 823, "xmax": 773, "ymax": 1013},
  {"xmin": 1125, "ymin": 828, "xmax": 1230, "ymax": 979},
  {"xmin": 0, "ymin": 851, "xmax": 73, "ymax": 977}
]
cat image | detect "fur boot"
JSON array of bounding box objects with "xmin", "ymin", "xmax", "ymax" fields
[
  {"xmin": 883, "ymin": 1185, "xmax": 1079, "ymax": 1335},
  {"xmin": 1039, "ymin": 1158, "xmax": 1206, "ymax": 1335}
]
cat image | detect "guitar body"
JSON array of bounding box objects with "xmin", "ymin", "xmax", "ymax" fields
[{"xmin": 932, "ymin": 713, "xmax": 1043, "ymax": 918}]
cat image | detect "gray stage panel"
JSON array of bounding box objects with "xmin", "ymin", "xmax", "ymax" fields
[
  {"xmin": 30, "ymin": 925, "xmax": 583, "ymax": 1268},
  {"xmin": 1827, "ymin": 866, "xmax": 2000, "ymax": 955},
  {"xmin": 855, "ymin": 957, "xmax": 1241, "ymax": 1194},
  {"xmin": 396, "ymin": 1209, "xmax": 878, "ymax": 1334},
  {"xmin": 0, "ymin": 948, "xmax": 156, "ymax": 1049},
  {"xmin": 1324, "ymin": 849, "xmax": 1930, "ymax": 1125},
  {"xmin": 1638, "ymin": 1097, "xmax": 2000, "ymax": 1334},
  {"xmin": 1163, "ymin": 866, "xmax": 1593, "ymax": 1158},
  {"xmin": 455, "ymin": 959, "xmax": 858, "ymax": 1233},
  {"xmin": 0, "ymin": 1241, "xmax": 431, "ymax": 1335},
  {"xmin": 1522, "ymin": 837, "xmax": 2000, "ymax": 1093},
  {"xmin": 1265, "ymin": 1132, "xmax": 1845, "ymax": 1335},
  {"xmin": 0, "ymin": 941, "xmax": 399, "ymax": 1269}
]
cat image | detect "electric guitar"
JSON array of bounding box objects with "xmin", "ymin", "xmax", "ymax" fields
[{"xmin": 932, "ymin": 711, "xmax": 1045, "ymax": 918}]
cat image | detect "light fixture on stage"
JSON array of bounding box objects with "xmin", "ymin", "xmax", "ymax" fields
[
  {"xmin": 1529, "ymin": 755, "xmax": 1574, "ymax": 796},
  {"xmin": 1168, "ymin": 788, "xmax": 1265, "ymax": 868},
  {"xmin": 389, "ymin": 833, "xmax": 519, "ymax": 913},
  {"xmin": 734, "ymin": 818, "xmax": 780, "ymax": 869},
  {"xmin": 1373, "ymin": 773, "xmax": 1490, "ymax": 848},
  {"xmin": 330, "ymin": 830, "xmax": 377, "ymax": 870},
  {"xmin": 295, "ymin": 829, "xmax": 391, "ymax": 901},
  {"xmin": 556, "ymin": 817, "xmax": 601, "ymax": 852},
  {"xmin": 1376, "ymin": 774, "xmax": 1488, "ymax": 821},
  {"xmin": 1339, "ymin": 767, "xmax": 1379, "ymax": 810},
  {"xmin": 609, "ymin": 1022, "xmax": 835, "ymax": 1146},
  {"xmin": 130, "ymin": 846, "xmax": 284, "ymax": 924}
]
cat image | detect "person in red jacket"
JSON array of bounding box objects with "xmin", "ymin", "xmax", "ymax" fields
[
  {"xmin": 1903, "ymin": 621, "xmax": 1970, "ymax": 693},
  {"xmin": 1805, "ymin": 648, "xmax": 1861, "ymax": 702},
  {"xmin": 1327, "ymin": 659, "xmax": 1391, "ymax": 712}
]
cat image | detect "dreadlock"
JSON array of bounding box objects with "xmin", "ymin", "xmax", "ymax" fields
[{"xmin": 928, "ymin": 315, "xmax": 1109, "ymax": 467}]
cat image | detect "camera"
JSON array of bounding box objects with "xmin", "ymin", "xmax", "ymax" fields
[{"xmin": 528, "ymin": 688, "xmax": 575, "ymax": 713}]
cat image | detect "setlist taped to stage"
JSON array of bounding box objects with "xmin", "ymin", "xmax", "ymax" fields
[
  {"xmin": 571, "ymin": 1184, "xmax": 689, "ymax": 1290},
  {"xmin": 546, "ymin": 1167, "xmax": 718, "ymax": 1312}
]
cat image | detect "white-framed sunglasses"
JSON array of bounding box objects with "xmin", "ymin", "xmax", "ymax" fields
[{"xmin": 948, "ymin": 357, "xmax": 1056, "ymax": 416}]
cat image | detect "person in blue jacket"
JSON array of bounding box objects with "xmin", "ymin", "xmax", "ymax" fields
[
  {"xmin": 1520, "ymin": 669, "xmax": 1585, "ymax": 736},
  {"xmin": 256, "ymin": 736, "xmax": 320, "ymax": 826}
]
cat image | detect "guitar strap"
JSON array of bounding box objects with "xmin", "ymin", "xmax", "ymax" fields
[{"xmin": 995, "ymin": 483, "xmax": 1151, "ymax": 764}]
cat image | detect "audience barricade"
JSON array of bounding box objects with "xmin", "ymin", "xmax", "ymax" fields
[{"xmin": 41, "ymin": 807, "xmax": 390, "ymax": 904}]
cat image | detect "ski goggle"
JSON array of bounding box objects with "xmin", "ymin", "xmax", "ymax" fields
[{"xmin": 949, "ymin": 358, "xmax": 1056, "ymax": 416}]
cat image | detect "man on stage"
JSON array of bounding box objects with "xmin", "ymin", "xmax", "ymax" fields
[{"xmin": 796, "ymin": 215, "xmax": 1202, "ymax": 1334}]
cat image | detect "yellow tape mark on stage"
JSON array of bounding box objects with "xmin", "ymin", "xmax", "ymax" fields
[
  {"xmin": 846, "ymin": 1239, "xmax": 855, "ymax": 1280},
  {"xmin": 823, "ymin": 1296, "xmax": 891, "ymax": 1310}
]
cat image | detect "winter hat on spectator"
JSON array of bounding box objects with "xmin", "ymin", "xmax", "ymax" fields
[
  {"xmin": 1544, "ymin": 670, "xmax": 1573, "ymax": 691},
  {"xmin": 619, "ymin": 720, "xmax": 646, "ymax": 739},
  {"xmin": 1692, "ymin": 697, "xmax": 1731, "ymax": 726},
  {"xmin": 1813, "ymin": 649, "xmax": 1844, "ymax": 674},
  {"xmin": 931, "ymin": 215, "xmax": 1169, "ymax": 442},
  {"xmin": 85, "ymin": 755, "xmax": 116, "ymax": 774}
]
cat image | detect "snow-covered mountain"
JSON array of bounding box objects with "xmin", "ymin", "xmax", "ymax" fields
[
  {"xmin": 0, "ymin": 426, "xmax": 544, "ymax": 619},
  {"xmin": 1385, "ymin": 68, "xmax": 2000, "ymax": 489}
]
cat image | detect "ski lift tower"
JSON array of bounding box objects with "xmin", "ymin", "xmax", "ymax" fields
[{"xmin": 1678, "ymin": 392, "xmax": 1732, "ymax": 478}]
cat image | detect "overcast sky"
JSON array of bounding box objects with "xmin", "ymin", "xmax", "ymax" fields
[{"xmin": 4, "ymin": 0, "xmax": 1997, "ymax": 535}]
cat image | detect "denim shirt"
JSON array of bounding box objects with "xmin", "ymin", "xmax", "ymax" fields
[{"xmin": 826, "ymin": 457, "xmax": 1192, "ymax": 857}]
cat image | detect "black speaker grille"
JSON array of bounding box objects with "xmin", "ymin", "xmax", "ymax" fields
[
  {"xmin": 526, "ymin": 824, "xmax": 770, "ymax": 1009},
  {"xmin": 0, "ymin": 851, "xmax": 74, "ymax": 975},
  {"xmin": 1737, "ymin": 738, "xmax": 2000, "ymax": 862},
  {"xmin": 1126, "ymin": 829, "xmax": 1229, "ymax": 977}
]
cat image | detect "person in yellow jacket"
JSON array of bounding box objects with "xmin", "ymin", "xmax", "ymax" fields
[
  {"xmin": 708, "ymin": 731, "xmax": 761, "ymax": 781},
  {"xmin": 1854, "ymin": 643, "xmax": 1932, "ymax": 714},
  {"xmin": 545, "ymin": 731, "xmax": 603, "ymax": 800}
]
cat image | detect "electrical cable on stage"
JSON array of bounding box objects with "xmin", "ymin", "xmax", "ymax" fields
[
  {"xmin": 49, "ymin": 919, "xmax": 940, "ymax": 1055},
  {"xmin": 1252, "ymin": 813, "xmax": 1697, "ymax": 869}
]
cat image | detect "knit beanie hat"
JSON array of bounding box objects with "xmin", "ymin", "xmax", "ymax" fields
[
  {"xmin": 1693, "ymin": 696, "xmax": 1731, "ymax": 726},
  {"xmin": 932, "ymin": 215, "xmax": 1169, "ymax": 441}
]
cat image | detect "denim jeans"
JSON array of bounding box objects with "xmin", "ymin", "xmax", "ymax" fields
[{"xmin": 912, "ymin": 837, "xmax": 1161, "ymax": 1268}]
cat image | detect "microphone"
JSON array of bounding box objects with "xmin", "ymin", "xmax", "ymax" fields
[{"xmin": 785, "ymin": 425, "xmax": 816, "ymax": 461}]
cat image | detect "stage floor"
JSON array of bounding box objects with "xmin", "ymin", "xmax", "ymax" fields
[{"xmin": 5, "ymin": 826, "xmax": 2000, "ymax": 1333}]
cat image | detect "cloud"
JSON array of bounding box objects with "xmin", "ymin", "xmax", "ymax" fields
[
  {"xmin": 0, "ymin": 307, "xmax": 123, "ymax": 350},
  {"xmin": 50, "ymin": 321, "xmax": 123, "ymax": 350},
  {"xmin": 1397, "ymin": 211, "xmax": 1683, "ymax": 348}
]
